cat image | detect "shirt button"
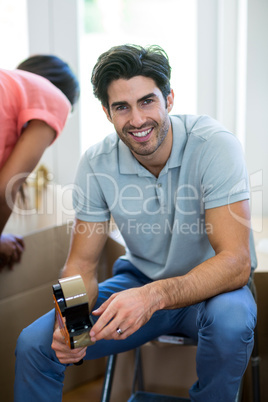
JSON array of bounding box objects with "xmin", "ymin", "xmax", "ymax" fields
[{"xmin": 157, "ymin": 183, "xmax": 162, "ymax": 188}]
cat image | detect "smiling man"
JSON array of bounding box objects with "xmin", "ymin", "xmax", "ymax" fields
[
  {"xmin": 15, "ymin": 45, "xmax": 257, "ymax": 402},
  {"xmin": 104, "ymin": 76, "xmax": 173, "ymax": 165}
]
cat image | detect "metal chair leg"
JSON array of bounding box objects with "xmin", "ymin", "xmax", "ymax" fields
[
  {"xmin": 100, "ymin": 354, "xmax": 117, "ymax": 402},
  {"xmin": 131, "ymin": 347, "xmax": 144, "ymax": 394},
  {"xmin": 251, "ymin": 327, "xmax": 261, "ymax": 402},
  {"xmin": 235, "ymin": 379, "xmax": 243, "ymax": 402}
]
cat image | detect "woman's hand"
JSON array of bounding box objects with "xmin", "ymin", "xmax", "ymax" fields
[{"xmin": 0, "ymin": 233, "xmax": 25, "ymax": 270}]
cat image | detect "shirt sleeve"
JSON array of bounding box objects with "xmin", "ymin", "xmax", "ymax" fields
[
  {"xmin": 16, "ymin": 71, "xmax": 71, "ymax": 140},
  {"xmin": 72, "ymin": 152, "xmax": 111, "ymax": 222},
  {"xmin": 199, "ymin": 131, "xmax": 250, "ymax": 209}
]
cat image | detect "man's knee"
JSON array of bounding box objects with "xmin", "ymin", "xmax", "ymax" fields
[
  {"xmin": 198, "ymin": 287, "xmax": 257, "ymax": 346},
  {"xmin": 16, "ymin": 327, "xmax": 32, "ymax": 359},
  {"xmin": 16, "ymin": 324, "xmax": 44, "ymax": 361},
  {"xmin": 16, "ymin": 310, "xmax": 56, "ymax": 360}
]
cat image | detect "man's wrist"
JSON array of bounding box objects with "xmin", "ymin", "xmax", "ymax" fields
[{"xmin": 143, "ymin": 280, "xmax": 169, "ymax": 311}]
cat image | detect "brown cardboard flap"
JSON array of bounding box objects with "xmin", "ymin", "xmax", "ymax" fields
[{"xmin": 0, "ymin": 225, "xmax": 71, "ymax": 300}]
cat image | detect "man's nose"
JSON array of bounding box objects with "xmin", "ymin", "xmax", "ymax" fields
[{"xmin": 129, "ymin": 108, "xmax": 146, "ymax": 128}]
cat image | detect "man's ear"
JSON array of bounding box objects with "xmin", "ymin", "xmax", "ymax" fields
[
  {"xmin": 102, "ymin": 105, "xmax": 112, "ymax": 123},
  {"xmin": 166, "ymin": 89, "xmax": 174, "ymax": 113}
]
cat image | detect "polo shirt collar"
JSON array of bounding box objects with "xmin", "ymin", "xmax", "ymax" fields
[{"xmin": 118, "ymin": 115, "xmax": 187, "ymax": 176}]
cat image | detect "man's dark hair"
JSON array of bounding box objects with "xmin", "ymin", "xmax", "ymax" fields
[
  {"xmin": 17, "ymin": 55, "xmax": 80, "ymax": 107},
  {"xmin": 91, "ymin": 44, "xmax": 171, "ymax": 111}
]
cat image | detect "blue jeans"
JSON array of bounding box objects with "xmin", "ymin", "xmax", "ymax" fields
[{"xmin": 14, "ymin": 259, "xmax": 257, "ymax": 402}]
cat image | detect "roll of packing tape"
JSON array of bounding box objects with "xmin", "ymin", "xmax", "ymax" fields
[
  {"xmin": 59, "ymin": 275, "xmax": 88, "ymax": 307},
  {"xmin": 52, "ymin": 275, "xmax": 95, "ymax": 350}
]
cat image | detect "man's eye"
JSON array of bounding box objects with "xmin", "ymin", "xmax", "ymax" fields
[
  {"xmin": 116, "ymin": 105, "xmax": 127, "ymax": 111},
  {"xmin": 143, "ymin": 99, "xmax": 153, "ymax": 105}
]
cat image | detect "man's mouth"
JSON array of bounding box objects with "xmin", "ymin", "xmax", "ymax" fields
[{"xmin": 129, "ymin": 128, "xmax": 153, "ymax": 138}]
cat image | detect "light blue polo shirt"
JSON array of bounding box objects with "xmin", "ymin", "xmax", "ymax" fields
[{"xmin": 73, "ymin": 115, "xmax": 257, "ymax": 280}]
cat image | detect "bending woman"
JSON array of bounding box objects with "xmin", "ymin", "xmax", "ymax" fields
[{"xmin": 0, "ymin": 55, "xmax": 80, "ymax": 270}]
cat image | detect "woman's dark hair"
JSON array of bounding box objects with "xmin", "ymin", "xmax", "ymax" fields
[
  {"xmin": 91, "ymin": 44, "xmax": 171, "ymax": 111},
  {"xmin": 17, "ymin": 55, "xmax": 80, "ymax": 107}
]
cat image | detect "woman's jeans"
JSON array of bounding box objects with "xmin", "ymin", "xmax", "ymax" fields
[{"xmin": 14, "ymin": 259, "xmax": 257, "ymax": 402}]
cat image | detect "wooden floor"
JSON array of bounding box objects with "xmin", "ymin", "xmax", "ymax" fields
[{"xmin": 62, "ymin": 376, "xmax": 104, "ymax": 402}]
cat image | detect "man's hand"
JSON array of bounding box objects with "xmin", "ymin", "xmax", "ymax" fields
[
  {"xmin": 89, "ymin": 286, "xmax": 159, "ymax": 341},
  {"xmin": 51, "ymin": 324, "xmax": 87, "ymax": 364}
]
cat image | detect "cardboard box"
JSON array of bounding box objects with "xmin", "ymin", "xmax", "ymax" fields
[
  {"xmin": 0, "ymin": 224, "xmax": 125, "ymax": 402},
  {"xmin": 109, "ymin": 344, "xmax": 197, "ymax": 401},
  {"xmin": 248, "ymin": 218, "xmax": 268, "ymax": 401}
]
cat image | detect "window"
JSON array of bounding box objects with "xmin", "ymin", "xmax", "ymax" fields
[
  {"xmin": 80, "ymin": 0, "xmax": 197, "ymax": 152},
  {"xmin": 0, "ymin": 0, "xmax": 29, "ymax": 69}
]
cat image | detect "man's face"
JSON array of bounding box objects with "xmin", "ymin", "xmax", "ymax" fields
[{"xmin": 103, "ymin": 76, "xmax": 174, "ymax": 158}]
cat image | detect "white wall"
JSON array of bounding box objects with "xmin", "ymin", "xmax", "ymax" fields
[
  {"xmin": 197, "ymin": 0, "xmax": 239, "ymax": 133},
  {"xmin": 197, "ymin": 0, "xmax": 268, "ymax": 218},
  {"xmin": 27, "ymin": 0, "xmax": 83, "ymax": 186},
  {"xmin": 197, "ymin": 0, "xmax": 218, "ymax": 119},
  {"xmin": 245, "ymin": 0, "xmax": 268, "ymax": 217}
]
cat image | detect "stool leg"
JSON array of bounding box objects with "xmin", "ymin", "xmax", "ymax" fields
[
  {"xmin": 251, "ymin": 328, "xmax": 261, "ymax": 402},
  {"xmin": 101, "ymin": 354, "xmax": 117, "ymax": 402},
  {"xmin": 235, "ymin": 379, "xmax": 243, "ymax": 402},
  {"xmin": 131, "ymin": 347, "xmax": 144, "ymax": 394}
]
